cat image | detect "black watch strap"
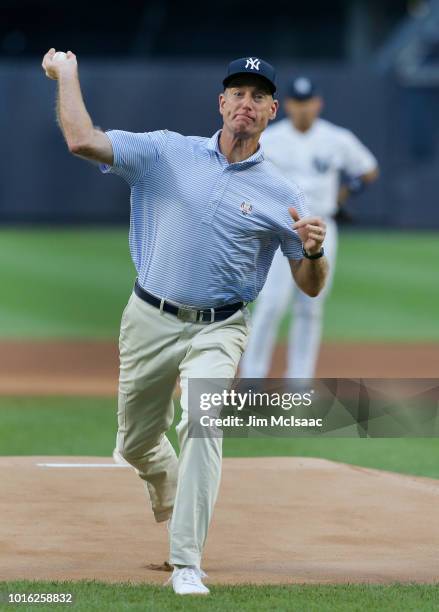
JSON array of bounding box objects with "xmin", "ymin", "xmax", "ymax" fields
[{"xmin": 302, "ymin": 245, "xmax": 325, "ymax": 260}]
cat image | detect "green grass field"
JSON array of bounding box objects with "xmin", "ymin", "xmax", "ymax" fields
[
  {"xmin": 0, "ymin": 228, "xmax": 438, "ymax": 341},
  {"xmin": 1, "ymin": 229, "xmax": 438, "ymax": 610},
  {"xmin": 1, "ymin": 582, "xmax": 438, "ymax": 612},
  {"xmin": 1, "ymin": 396, "xmax": 439, "ymax": 478}
]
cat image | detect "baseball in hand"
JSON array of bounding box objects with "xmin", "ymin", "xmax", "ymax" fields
[{"xmin": 53, "ymin": 51, "xmax": 67, "ymax": 61}]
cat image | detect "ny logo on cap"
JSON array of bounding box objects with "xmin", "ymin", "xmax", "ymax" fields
[
  {"xmin": 294, "ymin": 77, "xmax": 312, "ymax": 94},
  {"xmin": 245, "ymin": 57, "xmax": 260, "ymax": 71}
]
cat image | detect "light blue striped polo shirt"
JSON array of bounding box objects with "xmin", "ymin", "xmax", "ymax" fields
[{"xmin": 101, "ymin": 129, "xmax": 309, "ymax": 308}]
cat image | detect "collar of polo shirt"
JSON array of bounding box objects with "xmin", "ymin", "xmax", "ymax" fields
[{"xmin": 207, "ymin": 130, "xmax": 265, "ymax": 165}]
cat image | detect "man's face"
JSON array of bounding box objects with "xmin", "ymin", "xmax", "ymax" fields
[
  {"xmin": 284, "ymin": 96, "xmax": 323, "ymax": 127},
  {"xmin": 219, "ymin": 76, "xmax": 278, "ymax": 138}
]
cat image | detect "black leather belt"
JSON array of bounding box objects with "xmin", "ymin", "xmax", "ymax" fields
[{"xmin": 134, "ymin": 281, "xmax": 243, "ymax": 323}]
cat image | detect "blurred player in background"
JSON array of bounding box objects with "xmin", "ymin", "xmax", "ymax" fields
[{"xmin": 241, "ymin": 76, "xmax": 379, "ymax": 379}]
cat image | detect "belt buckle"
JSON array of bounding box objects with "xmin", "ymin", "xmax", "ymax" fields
[{"xmin": 177, "ymin": 306, "xmax": 198, "ymax": 323}]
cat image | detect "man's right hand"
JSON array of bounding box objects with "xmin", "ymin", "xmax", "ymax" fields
[{"xmin": 42, "ymin": 48, "xmax": 77, "ymax": 80}]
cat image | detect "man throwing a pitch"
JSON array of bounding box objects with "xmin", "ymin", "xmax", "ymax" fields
[
  {"xmin": 241, "ymin": 76, "xmax": 378, "ymax": 379},
  {"xmin": 42, "ymin": 50, "xmax": 328, "ymax": 595}
]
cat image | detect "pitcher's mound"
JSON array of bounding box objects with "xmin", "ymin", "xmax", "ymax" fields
[{"xmin": 1, "ymin": 456, "xmax": 438, "ymax": 584}]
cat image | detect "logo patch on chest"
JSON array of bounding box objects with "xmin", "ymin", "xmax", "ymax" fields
[
  {"xmin": 240, "ymin": 201, "xmax": 253, "ymax": 215},
  {"xmin": 312, "ymin": 157, "xmax": 331, "ymax": 173}
]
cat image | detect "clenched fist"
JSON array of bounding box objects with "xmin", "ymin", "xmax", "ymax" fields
[
  {"xmin": 289, "ymin": 207, "xmax": 326, "ymax": 256},
  {"xmin": 42, "ymin": 48, "xmax": 77, "ymax": 80}
]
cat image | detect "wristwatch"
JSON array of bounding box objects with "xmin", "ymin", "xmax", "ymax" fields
[{"xmin": 302, "ymin": 245, "xmax": 325, "ymax": 260}]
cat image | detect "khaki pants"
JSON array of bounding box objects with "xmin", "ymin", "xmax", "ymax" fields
[{"xmin": 116, "ymin": 291, "xmax": 249, "ymax": 568}]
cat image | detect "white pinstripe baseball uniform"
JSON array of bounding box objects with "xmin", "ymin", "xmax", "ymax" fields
[{"xmin": 241, "ymin": 117, "xmax": 378, "ymax": 378}]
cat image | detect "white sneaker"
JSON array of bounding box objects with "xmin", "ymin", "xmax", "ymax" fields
[{"xmin": 167, "ymin": 565, "xmax": 210, "ymax": 595}]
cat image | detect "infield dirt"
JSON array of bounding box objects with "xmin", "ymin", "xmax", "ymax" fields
[
  {"xmin": 1, "ymin": 456, "xmax": 438, "ymax": 584},
  {"xmin": 0, "ymin": 340, "xmax": 437, "ymax": 395}
]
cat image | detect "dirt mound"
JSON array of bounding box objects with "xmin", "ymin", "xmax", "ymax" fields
[{"xmin": 1, "ymin": 456, "xmax": 438, "ymax": 584}]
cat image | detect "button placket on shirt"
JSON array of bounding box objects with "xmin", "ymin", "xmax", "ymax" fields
[{"xmin": 201, "ymin": 164, "xmax": 234, "ymax": 225}]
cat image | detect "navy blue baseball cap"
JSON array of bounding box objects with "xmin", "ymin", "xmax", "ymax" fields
[
  {"xmin": 223, "ymin": 57, "xmax": 277, "ymax": 94},
  {"xmin": 287, "ymin": 76, "xmax": 318, "ymax": 100}
]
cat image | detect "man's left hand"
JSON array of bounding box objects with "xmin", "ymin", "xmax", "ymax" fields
[{"xmin": 289, "ymin": 207, "xmax": 326, "ymax": 256}]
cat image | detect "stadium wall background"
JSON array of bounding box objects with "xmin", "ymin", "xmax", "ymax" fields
[{"xmin": 1, "ymin": 60, "xmax": 438, "ymax": 228}]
